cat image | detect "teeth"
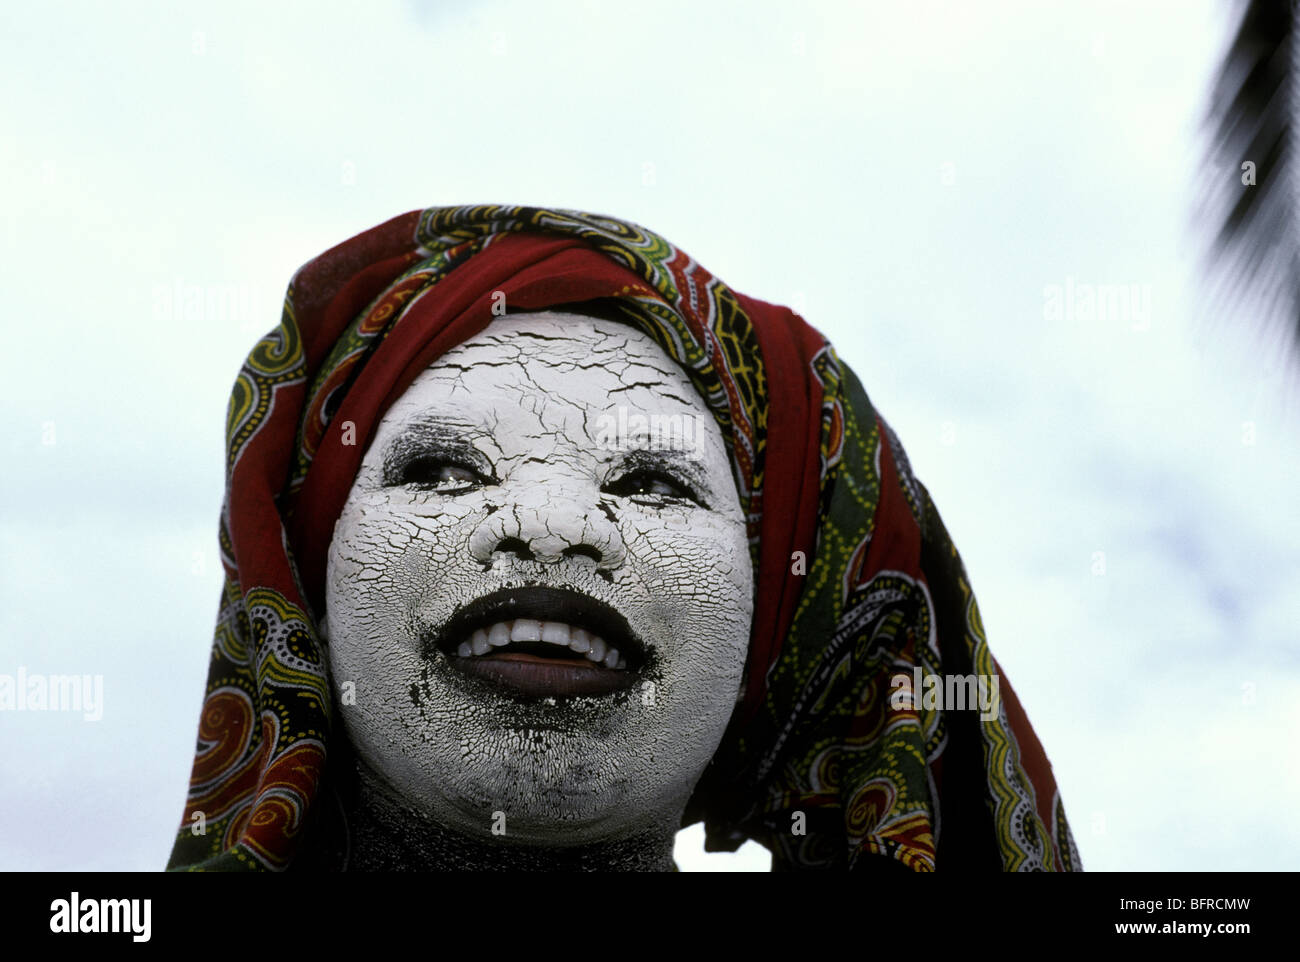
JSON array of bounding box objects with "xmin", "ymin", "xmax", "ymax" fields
[
  {"xmin": 455, "ymin": 620, "xmax": 628, "ymax": 669},
  {"xmin": 510, "ymin": 619, "xmax": 542, "ymax": 642},
  {"xmin": 540, "ymin": 621, "xmax": 572, "ymax": 646},
  {"xmin": 470, "ymin": 629, "xmax": 490, "ymax": 656}
]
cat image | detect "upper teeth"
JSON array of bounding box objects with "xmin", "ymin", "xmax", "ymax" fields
[{"xmin": 455, "ymin": 620, "xmax": 628, "ymax": 670}]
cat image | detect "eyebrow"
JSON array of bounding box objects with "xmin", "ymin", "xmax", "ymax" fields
[
  {"xmin": 614, "ymin": 446, "xmax": 714, "ymax": 499},
  {"xmin": 388, "ymin": 413, "xmax": 480, "ymax": 443},
  {"xmin": 380, "ymin": 415, "xmax": 490, "ymax": 480}
]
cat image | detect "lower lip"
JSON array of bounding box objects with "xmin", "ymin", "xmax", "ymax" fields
[{"xmin": 448, "ymin": 652, "xmax": 636, "ymax": 698}]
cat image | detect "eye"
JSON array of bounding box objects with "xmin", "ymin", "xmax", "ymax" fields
[
  {"xmin": 604, "ymin": 469, "xmax": 698, "ymax": 504},
  {"xmin": 395, "ymin": 456, "xmax": 489, "ymax": 492}
]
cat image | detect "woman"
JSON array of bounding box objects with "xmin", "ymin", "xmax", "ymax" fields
[{"xmin": 167, "ymin": 204, "xmax": 1080, "ymax": 871}]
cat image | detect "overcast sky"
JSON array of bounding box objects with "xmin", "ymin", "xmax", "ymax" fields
[{"xmin": 2, "ymin": 0, "xmax": 1296, "ymax": 871}]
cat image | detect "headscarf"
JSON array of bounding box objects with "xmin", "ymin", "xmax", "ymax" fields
[{"xmin": 167, "ymin": 204, "xmax": 1081, "ymax": 872}]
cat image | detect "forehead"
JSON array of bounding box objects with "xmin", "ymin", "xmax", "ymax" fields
[{"xmin": 379, "ymin": 311, "xmax": 705, "ymax": 429}]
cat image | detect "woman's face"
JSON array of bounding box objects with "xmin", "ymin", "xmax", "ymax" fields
[{"xmin": 324, "ymin": 311, "xmax": 754, "ymax": 844}]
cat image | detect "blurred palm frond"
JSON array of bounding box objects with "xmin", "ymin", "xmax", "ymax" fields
[{"xmin": 1203, "ymin": 0, "xmax": 1300, "ymax": 367}]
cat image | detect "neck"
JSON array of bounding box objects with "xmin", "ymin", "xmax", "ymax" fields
[{"xmin": 342, "ymin": 760, "xmax": 679, "ymax": 871}]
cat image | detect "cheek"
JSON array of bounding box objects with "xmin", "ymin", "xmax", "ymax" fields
[
  {"xmin": 625, "ymin": 509, "xmax": 751, "ymax": 602},
  {"xmin": 332, "ymin": 491, "xmax": 477, "ymax": 571},
  {"xmin": 324, "ymin": 503, "xmax": 472, "ymax": 770},
  {"xmin": 620, "ymin": 510, "xmax": 754, "ymax": 675},
  {"xmin": 326, "ymin": 500, "xmax": 469, "ymax": 647}
]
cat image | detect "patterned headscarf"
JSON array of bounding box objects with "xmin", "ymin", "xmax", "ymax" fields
[{"xmin": 167, "ymin": 204, "xmax": 1080, "ymax": 872}]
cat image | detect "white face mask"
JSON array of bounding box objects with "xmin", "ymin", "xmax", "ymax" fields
[{"xmin": 323, "ymin": 311, "xmax": 754, "ymax": 847}]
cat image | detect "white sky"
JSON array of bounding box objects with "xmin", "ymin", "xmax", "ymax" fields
[{"xmin": 2, "ymin": 0, "xmax": 1297, "ymax": 871}]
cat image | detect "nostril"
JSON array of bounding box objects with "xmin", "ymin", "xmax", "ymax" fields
[
  {"xmin": 496, "ymin": 537, "xmax": 535, "ymax": 561},
  {"xmin": 562, "ymin": 544, "xmax": 602, "ymax": 563}
]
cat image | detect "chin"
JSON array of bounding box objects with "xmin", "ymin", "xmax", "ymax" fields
[{"xmin": 338, "ymin": 640, "xmax": 737, "ymax": 846}]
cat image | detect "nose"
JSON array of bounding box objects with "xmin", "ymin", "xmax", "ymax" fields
[{"xmin": 467, "ymin": 492, "xmax": 627, "ymax": 572}]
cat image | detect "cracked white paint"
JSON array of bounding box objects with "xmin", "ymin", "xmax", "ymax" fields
[{"xmin": 323, "ymin": 311, "xmax": 754, "ymax": 860}]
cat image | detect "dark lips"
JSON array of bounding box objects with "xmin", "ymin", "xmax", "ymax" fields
[{"xmin": 428, "ymin": 586, "xmax": 645, "ymax": 699}]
